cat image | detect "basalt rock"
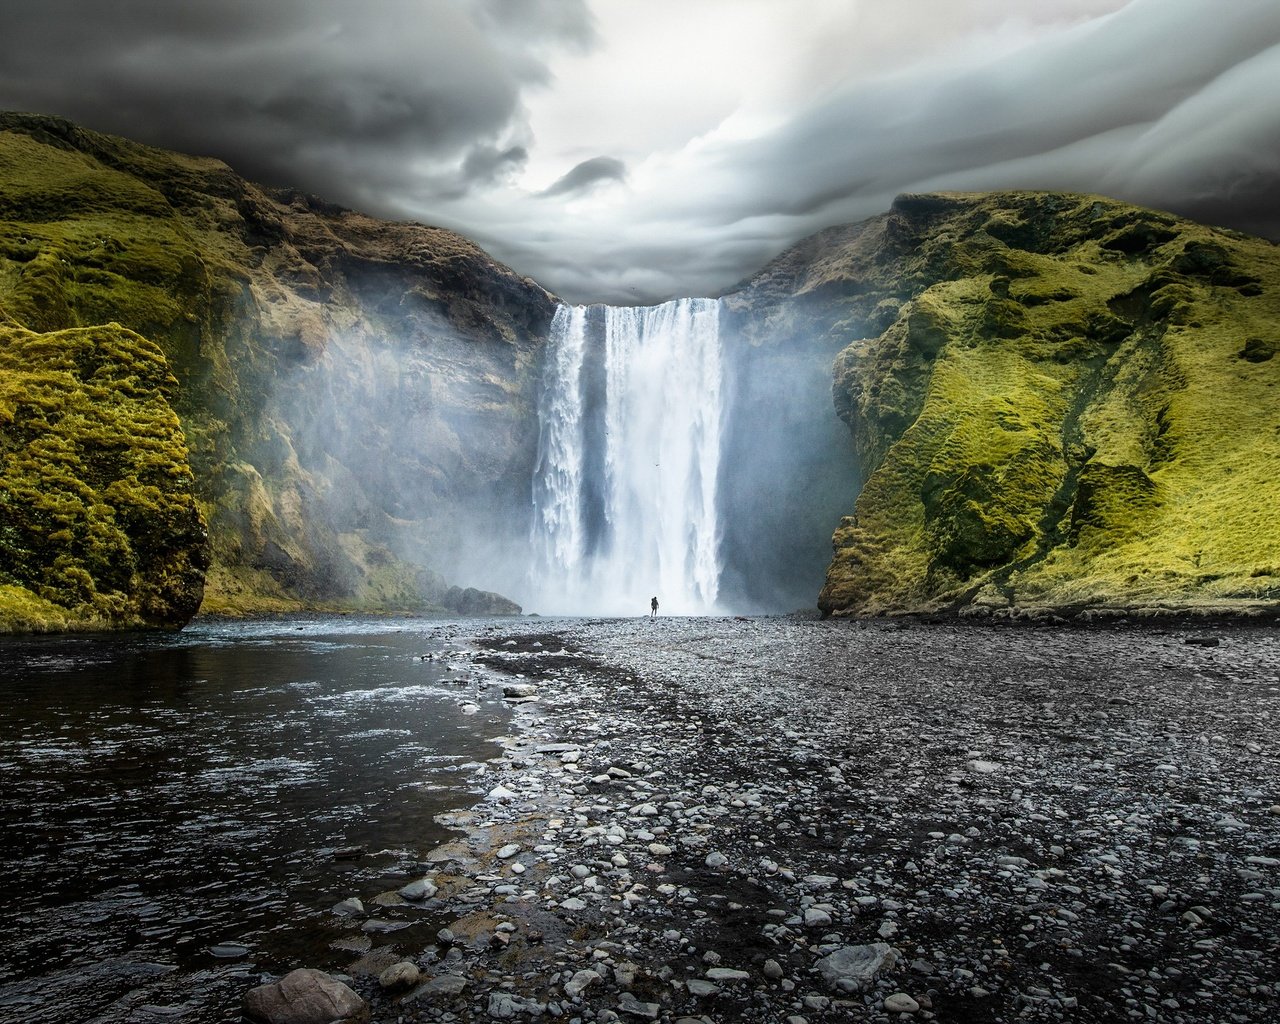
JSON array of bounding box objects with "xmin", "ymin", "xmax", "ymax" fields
[{"xmin": 733, "ymin": 190, "xmax": 1280, "ymax": 618}]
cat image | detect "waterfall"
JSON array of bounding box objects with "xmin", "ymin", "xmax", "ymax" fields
[{"xmin": 530, "ymin": 297, "xmax": 723, "ymax": 615}]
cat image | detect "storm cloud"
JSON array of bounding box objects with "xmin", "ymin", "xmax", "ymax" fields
[
  {"xmin": 540, "ymin": 156, "xmax": 627, "ymax": 197},
  {"xmin": 0, "ymin": 0, "xmax": 1276, "ymax": 302}
]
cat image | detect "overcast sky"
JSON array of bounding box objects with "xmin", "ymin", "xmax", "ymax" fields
[{"xmin": 2, "ymin": 0, "xmax": 1277, "ymax": 302}]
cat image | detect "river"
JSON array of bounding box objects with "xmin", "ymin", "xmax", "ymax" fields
[{"xmin": 0, "ymin": 617, "xmax": 513, "ymax": 1022}]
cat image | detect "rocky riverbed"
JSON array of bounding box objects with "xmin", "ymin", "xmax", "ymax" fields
[{"xmin": 298, "ymin": 615, "xmax": 1280, "ymax": 1024}]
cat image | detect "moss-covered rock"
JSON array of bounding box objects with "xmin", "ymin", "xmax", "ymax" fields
[
  {"xmin": 734, "ymin": 191, "xmax": 1280, "ymax": 618},
  {"xmin": 0, "ymin": 323, "xmax": 209, "ymax": 629},
  {"xmin": 0, "ymin": 112, "xmax": 554, "ymax": 622}
]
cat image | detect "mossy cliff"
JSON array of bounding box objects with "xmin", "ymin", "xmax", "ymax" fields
[
  {"xmin": 0, "ymin": 113, "xmax": 554, "ymax": 624},
  {"xmin": 733, "ymin": 191, "xmax": 1280, "ymax": 619},
  {"xmin": 0, "ymin": 323, "xmax": 208, "ymax": 630}
]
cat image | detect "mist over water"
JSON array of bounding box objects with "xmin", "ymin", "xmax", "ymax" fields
[{"xmin": 531, "ymin": 299, "xmax": 723, "ymax": 615}]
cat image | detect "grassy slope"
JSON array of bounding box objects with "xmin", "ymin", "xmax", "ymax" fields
[
  {"xmin": 0, "ymin": 323, "xmax": 208, "ymax": 630},
  {"xmin": 0, "ymin": 113, "xmax": 550, "ymax": 621},
  {"xmin": 807, "ymin": 192, "xmax": 1280, "ymax": 617}
]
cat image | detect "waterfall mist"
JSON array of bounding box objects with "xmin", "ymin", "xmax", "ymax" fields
[{"xmin": 531, "ymin": 299, "xmax": 723, "ymax": 615}]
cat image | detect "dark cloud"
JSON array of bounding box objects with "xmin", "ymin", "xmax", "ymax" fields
[
  {"xmin": 539, "ymin": 156, "xmax": 627, "ymax": 197},
  {"xmin": 0, "ymin": 0, "xmax": 1275, "ymax": 302},
  {"xmin": 653, "ymin": 0, "xmax": 1280, "ymax": 287},
  {"xmin": 0, "ymin": 0, "xmax": 592, "ymax": 211}
]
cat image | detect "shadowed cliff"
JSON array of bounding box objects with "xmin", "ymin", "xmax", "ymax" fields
[
  {"xmin": 0, "ymin": 112, "xmax": 555, "ymax": 623},
  {"xmin": 736, "ymin": 191, "xmax": 1280, "ymax": 619}
]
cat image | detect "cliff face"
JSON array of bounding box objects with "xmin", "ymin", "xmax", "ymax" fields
[
  {"xmin": 738, "ymin": 191, "xmax": 1280, "ymax": 618},
  {"xmin": 0, "ymin": 113, "xmax": 555, "ymax": 622}
]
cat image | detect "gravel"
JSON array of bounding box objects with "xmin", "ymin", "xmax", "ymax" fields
[{"xmin": 347, "ymin": 615, "xmax": 1280, "ymax": 1024}]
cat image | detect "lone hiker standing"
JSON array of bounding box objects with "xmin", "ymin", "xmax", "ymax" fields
[{"xmin": 650, "ymin": 596, "xmax": 659, "ymax": 620}]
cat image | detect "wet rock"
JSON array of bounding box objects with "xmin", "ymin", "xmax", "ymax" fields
[
  {"xmin": 815, "ymin": 943, "xmax": 897, "ymax": 992},
  {"xmin": 417, "ymin": 974, "xmax": 467, "ymax": 997},
  {"xmin": 398, "ymin": 878, "xmax": 438, "ymax": 901},
  {"xmin": 705, "ymin": 967, "xmax": 750, "ymax": 983},
  {"xmin": 487, "ymin": 991, "xmax": 545, "ymax": 1018},
  {"xmin": 243, "ymin": 968, "xmax": 368, "ymax": 1024},
  {"xmin": 378, "ymin": 962, "xmax": 420, "ymax": 990},
  {"xmin": 565, "ymin": 969, "xmax": 602, "ymax": 998},
  {"xmin": 884, "ymin": 992, "xmax": 920, "ymax": 1013},
  {"xmin": 617, "ymin": 992, "xmax": 660, "ymax": 1019},
  {"xmin": 209, "ymin": 943, "xmax": 249, "ymax": 958}
]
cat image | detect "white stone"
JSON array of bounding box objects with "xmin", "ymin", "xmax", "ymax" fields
[
  {"xmin": 398, "ymin": 878, "xmax": 438, "ymax": 901},
  {"xmin": 884, "ymin": 993, "xmax": 920, "ymax": 1013},
  {"xmin": 564, "ymin": 969, "xmax": 602, "ymax": 998}
]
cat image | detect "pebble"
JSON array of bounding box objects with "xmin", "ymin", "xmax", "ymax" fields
[{"xmin": 350, "ymin": 618, "xmax": 1280, "ymax": 1024}]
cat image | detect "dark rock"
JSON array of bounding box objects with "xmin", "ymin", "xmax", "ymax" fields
[{"xmin": 243, "ymin": 968, "xmax": 368, "ymax": 1024}]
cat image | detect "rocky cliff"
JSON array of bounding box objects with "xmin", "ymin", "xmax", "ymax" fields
[
  {"xmin": 737, "ymin": 191, "xmax": 1280, "ymax": 619},
  {"xmin": 0, "ymin": 113, "xmax": 554, "ymax": 625}
]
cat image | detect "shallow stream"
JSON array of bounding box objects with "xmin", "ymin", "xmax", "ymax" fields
[{"xmin": 0, "ymin": 617, "xmax": 510, "ymax": 1020}]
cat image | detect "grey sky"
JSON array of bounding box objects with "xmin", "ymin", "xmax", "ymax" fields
[{"xmin": 0, "ymin": 0, "xmax": 1276, "ymax": 302}]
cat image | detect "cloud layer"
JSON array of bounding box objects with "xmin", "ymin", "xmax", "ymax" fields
[{"xmin": 1, "ymin": 0, "xmax": 1276, "ymax": 302}]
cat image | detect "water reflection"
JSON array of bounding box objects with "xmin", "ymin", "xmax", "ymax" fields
[{"xmin": 0, "ymin": 618, "xmax": 509, "ymax": 1019}]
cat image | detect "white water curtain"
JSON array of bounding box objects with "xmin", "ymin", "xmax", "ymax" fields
[{"xmin": 531, "ymin": 298, "xmax": 723, "ymax": 615}]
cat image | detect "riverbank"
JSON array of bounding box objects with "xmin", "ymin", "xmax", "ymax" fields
[{"xmin": 338, "ymin": 615, "xmax": 1279, "ymax": 1024}]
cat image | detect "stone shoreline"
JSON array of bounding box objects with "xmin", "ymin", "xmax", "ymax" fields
[{"xmin": 329, "ymin": 616, "xmax": 1279, "ymax": 1024}]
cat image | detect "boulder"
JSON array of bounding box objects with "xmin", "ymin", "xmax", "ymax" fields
[
  {"xmin": 815, "ymin": 943, "xmax": 898, "ymax": 992},
  {"xmin": 378, "ymin": 961, "xmax": 420, "ymax": 990},
  {"xmin": 243, "ymin": 968, "xmax": 368, "ymax": 1024}
]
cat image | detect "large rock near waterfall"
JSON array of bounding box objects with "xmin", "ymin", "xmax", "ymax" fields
[
  {"xmin": 0, "ymin": 112, "xmax": 552, "ymax": 623},
  {"xmin": 731, "ymin": 191, "xmax": 1280, "ymax": 618}
]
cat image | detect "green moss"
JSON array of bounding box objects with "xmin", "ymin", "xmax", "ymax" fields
[
  {"xmin": 0, "ymin": 323, "xmax": 209, "ymax": 630},
  {"xmin": 0, "ymin": 114, "xmax": 552, "ymax": 622},
  {"xmin": 808, "ymin": 190, "xmax": 1280, "ymax": 617}
]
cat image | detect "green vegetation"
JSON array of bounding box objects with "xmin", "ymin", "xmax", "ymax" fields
[
  {"xmin": 0, "ymin": 323, "xmax": 209, "ymax": 630},
  {"xmin": 0, "ymin": 113, "xmax": 550, "ymax": 627},
  {"xmin": 797, "ymin": 192, "xmax": 1280, "ymax": 617}
]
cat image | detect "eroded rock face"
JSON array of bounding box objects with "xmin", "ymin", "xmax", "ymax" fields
[
  {"xmin": 243, "ymin": 968, "xmax": 368, "ymax": 1024},
  {"xmin": 0, "ymin": 323, "xmax": 209, "ymax": 631},
  {"xmin": 0, "ymin": 113, "xmax": 553, "ymax": 620},
  {"xmin": 733, "ymin": 190, "xmax": 1280, "ymax": 618}
]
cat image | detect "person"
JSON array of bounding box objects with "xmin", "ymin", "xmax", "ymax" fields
[{"xmin": 650, "ymin": 596, "xmax": 659, "ymax": 620}]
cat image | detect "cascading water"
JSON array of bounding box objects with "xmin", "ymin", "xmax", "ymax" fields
[{"xmin": 530, "ymin": 297, "xmax": 723, "ymax": 614}]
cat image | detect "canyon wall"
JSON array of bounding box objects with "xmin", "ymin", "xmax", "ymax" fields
[
  {"xmin": 734, "ymin": 191, "xmax": 1280, "ymax": 618},
  {"xmin": 0, "ymin": 113, "xmax": 554, "ymax": 627}
]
